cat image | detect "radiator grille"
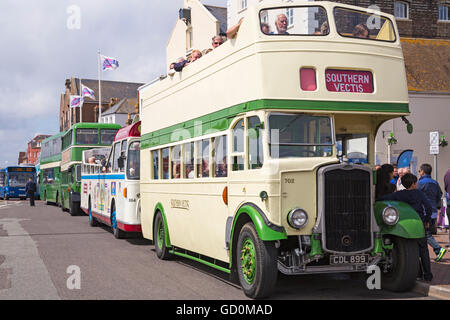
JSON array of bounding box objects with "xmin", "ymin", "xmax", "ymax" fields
[{"xmin": 323, "ymin": 168, "xmax": 372, "ymax": 253}]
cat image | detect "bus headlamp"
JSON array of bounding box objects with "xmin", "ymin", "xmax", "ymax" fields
[
  {"xmin": 288, "ymin": 208, "xmax": 308, "ymax": 229},
  {"xmin": 382, "ymin": 206, "xmax": 399, "ymax": 226}
]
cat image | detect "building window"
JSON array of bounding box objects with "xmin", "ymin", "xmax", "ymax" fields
[
  {"xmin": 241, "ymin": 0, "xmax": 247, "ymax": 10},
  {"xmin": 394, "ymin": 1, "xmax": 409, "ymax": 19},
  {"xmin": 286, "ymin": 8, "xmax": 294, "ymax": 27},
  {"xmin": 186, "ymin": 28, "xmax": 193, "ymax": 50},
  {"xmin": 439, "ymin": 5, "xmax": 449, "ymax": 21}
]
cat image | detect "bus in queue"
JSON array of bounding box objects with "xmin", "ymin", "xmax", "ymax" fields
[
  {"xmin": 40, "ymin": 131, "xmax": 65, "ymax": 206},
  {"xmin": 60, "ymin": 123, "xmax": 121, "ymax": 216},
  {"xmin": 80, "ymin": 121, "xmax": 142, "ymax": 239},
  {"xmin": 138, "ymin": 1, "xmax": 421, "ymax": 299},
  {"xmin": 0, "ymin": 166, "xmax": 37, "ymax": 200}
]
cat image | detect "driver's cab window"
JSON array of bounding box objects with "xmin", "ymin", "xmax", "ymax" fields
[
  {"xmin": 231, "ymin": 116, "xmax": 264, "ymax": 171},
  {"xmin": 112, "ymin": 142, "xmax": 121, "ymax": 173},
  {"xmin": 232, "ymin": 119, "xmax": 245, "ymax": 171},
  {"xmin": 105, "ymin": 149, "xmax": 113, "ymax": 173},
  {"xmin": 336, "ymin": 134, "xmax": 369, "ymax": 164}
]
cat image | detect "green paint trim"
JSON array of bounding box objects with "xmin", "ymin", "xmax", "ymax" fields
[
  {"xmin": 170, "ymin": 250, "xmax": 231, "ymax": 274},
  {"xmin": 235, "ymin": 205, "xmax": 287, "ymax": 241},
  {"xmin": 310, "ymin": 233, "xmax": 324, "ymax": 258},
  {"xmin": 141, "ymin": 98, "xmax": 409, "ymax": 150},
  {"xmin": 40, "ymin": 154, "xmax": 62, "ymax": 165},
  {"xmin": 154, "ymin": 202, "xmax": 171, "ymax": 247},
  {"xmin": 371, "ymin": 233, "xmax": 386, "ymax": 257},
  {"xmin": 374, "ymin": 201, "xmax": 425, "ymax": 239}
]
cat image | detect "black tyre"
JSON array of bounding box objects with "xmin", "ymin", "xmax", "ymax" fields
[
  {"xmin": 44, "ymin": 192, "xmax": 49, "ymax": 205},
  {"xmin": 111, "ymin": 207, "xmax": 125, "ymax": 239},
  {"xmin": 88, "ymin": 200, "xmax": 98, "ymax": 227},
  {"xmin": 56, "ymin": 193, "xmax": 61, "ymax": 208},
  {"xmin": 381, "ymin": 236, "xmax": 419, "ymax": 292},
  {"xmin": 153, "ymin": 212, "xmax": 171, "ymax": 260},
  {"xmin": 61, "ymin": 194, "xmax": 66, "ymax": 212},
  {"xmin": 236, "ymin": 222, "xmax": 278, "ymax": 299},
  {"xmin": 69, "ymin": 200, "xmax": 79, "ymax": 216}
]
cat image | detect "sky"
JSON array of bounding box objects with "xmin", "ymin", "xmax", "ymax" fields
[{"xmin": 0, "ymin": 0, "xmax": 226, "ymax": 167}]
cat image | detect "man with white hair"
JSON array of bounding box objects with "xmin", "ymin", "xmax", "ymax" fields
[{"xmin": 273, "ymin": 14, "xmax": 289, "ymax": 35}]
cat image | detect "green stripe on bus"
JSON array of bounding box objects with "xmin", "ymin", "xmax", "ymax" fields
[
  {"xmin": 141, "ymin": 99, "xmax": 409, "ymax": 150},
  {"xmin": 170, "ymin": 250, "xmax": 231, "ymax": 274}
]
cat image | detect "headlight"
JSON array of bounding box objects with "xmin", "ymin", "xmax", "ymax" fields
[
  {"xmin": 382, "ymin": 206, "xmax": 399, "ymax": 225},
  {"xmin": 288, "ymin": 208, "xmax": 308, "ymax": 229}
]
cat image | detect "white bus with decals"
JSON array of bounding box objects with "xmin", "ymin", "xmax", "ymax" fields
[{"xmin": 80, "ymin": 121, "xmax": 142, "ymax": 238}]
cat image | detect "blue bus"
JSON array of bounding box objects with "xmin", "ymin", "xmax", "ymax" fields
[{"xmin": 0, "ymin": 166, "xmax": 37, "ymax": 200}]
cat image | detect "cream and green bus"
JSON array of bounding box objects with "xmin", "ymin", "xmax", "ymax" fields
[{"xmin": 139, "ymin": 1, "xmax": 423, "ymax": 298}]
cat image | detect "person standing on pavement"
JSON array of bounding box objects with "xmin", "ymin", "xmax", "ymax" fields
[
  {"xmin": 418, "ymin": 164, "xmax": 446, "ymax": 262},
  {"xmin": 25, "ymin": 178, "xmax": 36, "ymax": 207},
  {"xmin": 378, "ymin": 173, "xmax": 434, "ymax": 282}
]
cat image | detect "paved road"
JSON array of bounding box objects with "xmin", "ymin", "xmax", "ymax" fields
[{"xmin": 0, "ymin": 200, "xmax": 433, "ymax": 300}]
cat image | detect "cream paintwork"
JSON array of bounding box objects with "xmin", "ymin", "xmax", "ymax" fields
[
  {"xmin": 139, "ymin": 2, "xmax": 409, "ymax": 264},
  {"xmin": 40, "ymin": 162, "xmax": 61, "ymax": 170}
]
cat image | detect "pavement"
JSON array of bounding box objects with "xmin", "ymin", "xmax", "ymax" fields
[{"xmin": 413, "ymin": 228, "xmax": 450, "ymax": 300}]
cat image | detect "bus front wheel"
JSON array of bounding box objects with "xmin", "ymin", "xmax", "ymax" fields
[
  {"xmin": 381, "ymin": 236, "xmax": 419, "ymax": 292},
  {"xmin": 153, "ymin": 212, "xmax": 171, "ymax": 260},
  {"xmin": 236, "ymin": 222, "xmax": 278, "ymax": 299}
]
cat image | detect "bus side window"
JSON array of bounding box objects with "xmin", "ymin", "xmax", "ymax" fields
[
  {"xmin": 197, "ymin": 139, "xmax": 210, "ymax": 178},
  {"xmin": 171, "ymin": 145, "xmax": 181, "ymax": 179},
  {"xmin": 152, "ymin": 150, "xmax": 160, "ymax": 180},
  {"xmin": 184, "ymin": 142, "xmax": 195, "ymax": 179},
  {"xmin": 248, "ymin": 116, "xmax": 264, "ymax": 170},
  {"xmin": 162, "ymin": 148, "xmax": 170, "ymax": 179},
  {"xmin": 232, "ymin": 119, "xmax": 245, "ymax": 171},
  {"xmin": 213, "ymin": 135, "xmax": 227, "ymax": 177}
]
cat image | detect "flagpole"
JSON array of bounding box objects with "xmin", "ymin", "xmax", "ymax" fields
[
  {"xmin": 98, "ymin": 50, "xmax": 102, "ymax": 123},
  {"xmin": 79, "ymin": 77, "xmax": 83, "ymax": 123}
]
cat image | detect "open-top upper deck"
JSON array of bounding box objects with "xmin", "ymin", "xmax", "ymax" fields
[{"xmin": 140, "ymin": 1, "xmax": 409, "ymax": 145}]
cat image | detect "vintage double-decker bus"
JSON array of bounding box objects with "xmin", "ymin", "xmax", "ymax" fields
[
  {"xmin": 0, "ymin": 166, "xmax": 37, "ymax": 200},
  {"xmin": 80, "ymin": 121, "xmax": 142, "ymax": 238},
  {"xmin": 60, "ymin": 123, "xmax": 121, "ymax": 215},
  {"xmin": 138, "ymin": 1, "xmax": 423, "ymax": 298},
  {"xmin": 40, "ymin": 131, "xmax": 65, "ymax": 205}
]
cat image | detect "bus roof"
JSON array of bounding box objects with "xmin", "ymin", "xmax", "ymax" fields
[
  {"xmin": 114, "ymin": 121, "xmax": 141, "ymax": 142},
  {"xmin": 140, "ymin": 1, "xmax": 408, "ymax": 140},
  {"xmin": 68, "ymin": 123, "xmax": 122, "ymax": 131},
  {"xmin": 41, "ymin": 131, "xmax": 66, "ymax": 145}
]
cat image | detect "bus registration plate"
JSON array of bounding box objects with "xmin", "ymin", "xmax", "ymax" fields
[{"xmin": 330, "ymin": 254, "xmax": 369, "ymax": 265}]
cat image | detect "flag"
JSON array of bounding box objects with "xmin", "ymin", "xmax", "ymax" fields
[
  {"xmin": 101, "ymin": 55, "xmax": 119, "ymax": 71},
  {"xmin": 81, "ymin": 84, "xmax": 95, "ymax": 100},
  {"xmin": 70, "ymin": 95, "xmax": 83, "ymax": 108}
]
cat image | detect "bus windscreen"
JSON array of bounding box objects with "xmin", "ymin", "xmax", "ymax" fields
[
  {"xmin": 260, "ymin": 6, "xmax": 329, "ymax": 36},
  {"xmin": 334, "ymin": 7, "xmax": 396, "ymax": 42}
]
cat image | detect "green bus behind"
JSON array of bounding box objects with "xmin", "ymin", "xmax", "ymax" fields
[{"xmin": 60, "ymin": 123, "xmax": 121, "ymax": 215}]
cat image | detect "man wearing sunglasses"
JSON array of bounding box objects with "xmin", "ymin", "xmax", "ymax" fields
[{"xmin": 211, "ymin": 35, "xmax": 223, "ymax": 49}]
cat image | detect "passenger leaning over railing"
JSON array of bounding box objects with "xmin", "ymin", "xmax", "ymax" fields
[
  {"xmin": 211, "ymin": 35, "xmax": 223, "ymax": 49},
  {"xmin": 173, "ymin": 50, "xmax": 202, "ymax": 72}
]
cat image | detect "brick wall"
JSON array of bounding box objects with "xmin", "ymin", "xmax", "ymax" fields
[{"xmin": 316, "ymin": 0, "xmax": 449, "ymax": 39}]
